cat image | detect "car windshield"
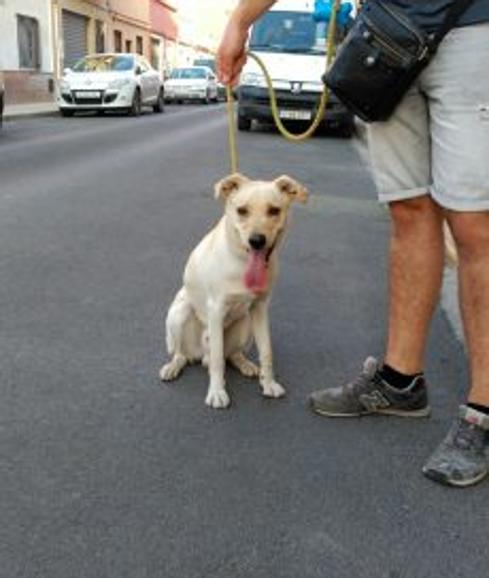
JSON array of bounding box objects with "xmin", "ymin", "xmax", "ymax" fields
[
  {"xmin": 194, "ymin": 60, "xmax": 215, "ymax": 72},
  {"xmin": 72, "ymin": 55, "xmax": 134, "ymax": 72},
  {"xmin": 249, "ymin": 11, "xmax": 327, "ymax": 54},
  {"xmin": 170, "ymin": 68, "xmax": 206, "ymax": 79}
]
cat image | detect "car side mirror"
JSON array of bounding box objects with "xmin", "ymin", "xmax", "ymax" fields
[{"xmin": 135, "ymin": 66, "xmax": 142, "ymax": 75}]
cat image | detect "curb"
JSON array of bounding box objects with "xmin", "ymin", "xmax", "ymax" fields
[{"xmin": 3, "ymin": 107, "xmax": 59, "ymax": 121}]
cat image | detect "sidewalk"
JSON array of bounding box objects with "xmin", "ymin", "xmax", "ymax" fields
[{"xmin": 4, "ymin": 101, "xmax": 58, "ymax": 120}]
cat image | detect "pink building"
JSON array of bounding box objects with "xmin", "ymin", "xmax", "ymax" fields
[{"xmin": 149, "ymin": 0, "xmax": 178, "ymax": 73}]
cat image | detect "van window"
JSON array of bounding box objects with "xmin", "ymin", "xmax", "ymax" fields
[{"xmin": 249, "ymin": 11, "xmax": 327, "ymax": 54}]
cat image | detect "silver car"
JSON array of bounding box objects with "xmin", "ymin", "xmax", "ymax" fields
[
  {"xmin": 164, "ymin": 66, "xmax": 219, "ymax": 104},
  {"xmin": 57, "ymin": 53, "xmax": 165, "ymax": 117}
]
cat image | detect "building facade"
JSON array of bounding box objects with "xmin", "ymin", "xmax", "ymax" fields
[
  {"xmin": 0, "ymin": 0, "xmax": 237, "ymax": 105},
  {"xmin": 52, "ymin": 0, "xmax": 152, "ymax": 75},
  {"xmin": 0, "ymin": 0, "xmax": 54, "ymax": 104},
  {"xmin": 150, "ymin": 0, "xmax": 178, "ymax": 74},
  {"xmin": 173, "ymin": 0, "xmax": 236, "ymax": 68}
]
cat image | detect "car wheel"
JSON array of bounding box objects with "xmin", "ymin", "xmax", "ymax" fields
[
  {"xmin": 202, "ymin": 90, "xmax": 210, "ymax": 105},
  {"xmin": 237, "ymin": 113, "xmax": 252, "ymax": 131},
  {"xmin": 60, "ymin": 109, "xmax": 74, "ymax": 117},
  {"xmin": 153, "ymin": 89, "xmax": 165, "ymax": 113},
  {"xmin": 129, "ymin": 89, "xmax": 142, "ymax": 116}
]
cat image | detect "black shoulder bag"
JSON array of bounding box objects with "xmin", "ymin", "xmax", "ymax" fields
[{"xmin": 324, "ymin": 0, "xmax": 475, "ymax": 122}]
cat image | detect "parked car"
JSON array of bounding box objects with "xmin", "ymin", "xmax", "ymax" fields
[
  {"xmin": 0, "ymin": 72, "xmax": 5, "ymax": 128},
  {"xmin": 164, "ymin": 66, "xmax": 219, "ymax": 104},
  {"xmin": 193, "ymin": 58, "xmax": 227, "ymax": 100},
  {"xmin": 56, "ymin": 53, "xmax": 164, "ymax": 117},
  {"xmin": 238, "ymin": 1, "xmax": 354, "ymax": 136}
]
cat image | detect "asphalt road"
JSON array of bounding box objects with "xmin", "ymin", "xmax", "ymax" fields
[{"xmin": 0, "ymin": 106, "xmax": 487, "ymax": 578}]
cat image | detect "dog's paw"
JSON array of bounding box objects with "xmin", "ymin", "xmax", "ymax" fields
[
  {"xmin": 261, "ymin": 380, "xmax": 286, "ymax": 399},
  {"xmin": 239, "ymin": 359, "xmax": 260, "ymax": 377},
  {"xmin": 159, "ymin": 359, "xmax": 184, "ymax": 381},
  {"xmin": 205, "ymin": 388, "xmax": 231, "ymax": 409},
  {"xmin": 230, "ymin": 354, "xmax": 260, "ymax": 378}
]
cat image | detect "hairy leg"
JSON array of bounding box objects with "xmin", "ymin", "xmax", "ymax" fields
[
  {"xmin": 446, "ymin": 211, "xmax": 489, "ymax": 406},
  {"xmin": 384, "ymin": 196, "xmax": 445, "ymax": 373}
]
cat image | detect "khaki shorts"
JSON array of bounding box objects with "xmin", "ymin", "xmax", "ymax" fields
[{"xmin": 366, "ymin": 23, "xmax": 489, "ymax": 212}]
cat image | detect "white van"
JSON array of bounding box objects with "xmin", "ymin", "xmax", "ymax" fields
[{"xmin": 238, "ymin": 0, "xmax": 354, "ymax": 135}]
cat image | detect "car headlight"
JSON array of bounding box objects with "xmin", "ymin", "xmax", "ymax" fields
[
  {"xmin": 59, "ymin": 80, "xmax": 70, "ymax": 92},
  {"xmin": 108, "ymin": 78, "xmax": 132, "ymax": 89},
  {"xmin": 240, "ymin": 72, "xmax": 265, "ymax": 87}
]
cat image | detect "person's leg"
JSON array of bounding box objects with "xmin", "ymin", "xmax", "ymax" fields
[
  {"xmin": 422, "ymin": 213, "xmax": 489, "ymax": 486},
  {"xmin": 446, "ymin": 211, "xmax": 489, "ymax": 407},
  {"xmin": 384, "ymin": 196, "xmax": 445, "ymax": 375},
  {"xmin": 309, "ymin": 195, "xmax": 443, "ymax": 418},
  {"xmin": 310, "ymin": 81, "xmax": 436, "ymax": 417},
  {"xmin": 420, "ymin": 24, "xmax": 489, "ymax": 486}
]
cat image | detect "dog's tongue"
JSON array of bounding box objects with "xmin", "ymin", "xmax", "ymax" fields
[{"xmin": 244, "ymin": 250, "xmax": 268, "ymax": 293}]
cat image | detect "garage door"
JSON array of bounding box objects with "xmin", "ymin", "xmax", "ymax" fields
[{"xmin": 62, "ymin": 10, "xmax": 88, "ymax": 68}]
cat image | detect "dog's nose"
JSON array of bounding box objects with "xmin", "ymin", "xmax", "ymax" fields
[{"xmin": 249, "ymin": 233, "xmax": 267, "ymax": 251}]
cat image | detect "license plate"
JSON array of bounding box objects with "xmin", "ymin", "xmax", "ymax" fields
[
  {"xmin": 75, "ymin": 91, "xmax": 101, "ymax": 99},
  {"xmin": 279, "ymin": 109, "xmax": 312, "ymax": 120}
]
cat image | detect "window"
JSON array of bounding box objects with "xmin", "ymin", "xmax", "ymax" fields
[
  {"xmin": 151, "ymin": 37, "xmax": 160, "ymax": 70},
  {"xmin": 136, "ymin": 35, "xmax": 143, "ymax": 55},
  {"xmin": 17, "ymin": 15, "xmax": 40, "ymax": 69},
  {"xmin": 114, "ymin": 30, "xmax": 122, "ymax": 53},
  {"xmin": 95, "ymin": 20, "xmax": 105, "ymax": 53},
  {"xmin": 171, "ymin": 68, "xmax": 207, "ymax": 80},
  {"xmin": 249, "ymin": 11, "xmax": 327, "ymax": 54},
  {"xmin": 125, "ymin": 39, "xmax": 132, "ymax": 53},
  {"xmin": 136, "ymin": 58, "xmax": 149, "ymax": 74}
]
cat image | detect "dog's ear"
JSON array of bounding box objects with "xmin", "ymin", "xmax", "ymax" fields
[
  {"xmin": 274, "ymin": 175, "xmax": 308, "ymax": 204},
  {"xmin": 214, "ymin": 173, "xmax": 249, "ymax": 201}
]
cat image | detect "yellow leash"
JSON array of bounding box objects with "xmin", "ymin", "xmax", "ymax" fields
[{"xmin": 226, "ymin": 0, "xmax": 341, "ymax": 173}]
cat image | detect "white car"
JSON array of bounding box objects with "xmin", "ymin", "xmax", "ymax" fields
[
  {"xmin": 57, "ymin": 53, "xmax": 164, "ymax": 117},
  {"xmin": 164, "ymin": 66, "xmax": 219, "ymax": 104}
]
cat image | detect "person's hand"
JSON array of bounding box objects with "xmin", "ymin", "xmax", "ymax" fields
[{"xmin": 216, "ymin": 18, "xmax": 249, "ymax": 86}]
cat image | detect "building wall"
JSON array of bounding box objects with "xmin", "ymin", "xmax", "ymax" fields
[
  {"xmin": 54, "ymin": 0, "xmax": 109, "ymax": 74},
  {"xmin": 0, "ymin": 0, "xmax": 54, "ymax": 104},
  {"xmin": 150, "ymin": 1, "xmax": 178, "ymax": 72},
  {"xmin": 53, "ymin": 0, "xmax": 151, "ymax": 75},
  {"xmin": 174, "ymin": 0, "xmax": 237, "ymax": 67},
  {"xmin": 109, "ymin": 0, "xmax": 151, "ymax": 58}
]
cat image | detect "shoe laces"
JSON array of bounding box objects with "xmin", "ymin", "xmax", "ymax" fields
[
  {"xmin": 453, "ymin": 419, "xmax": 485, "ymax": 451},
  {"xmin": 347, "ymin": 367, "xmax": 380, "ymax": 397}
]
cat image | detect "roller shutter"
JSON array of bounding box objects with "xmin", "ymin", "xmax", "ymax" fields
[{"xmin": 62, "ymin": 10, "xmax": 87, "ymax": 68}]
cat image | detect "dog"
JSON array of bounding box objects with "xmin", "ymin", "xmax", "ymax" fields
[{"xmin": 159, "ymin": 172, "xmax": 308, "ymax": 408}]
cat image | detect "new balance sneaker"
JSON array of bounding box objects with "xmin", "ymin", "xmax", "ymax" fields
[
  {"xmin": 422, "ymin": 405, "xmax": 489, "ymax": 487},
  {"xmin": 309, "ymin": 356, "xmax": 430, "ymax": 418}
]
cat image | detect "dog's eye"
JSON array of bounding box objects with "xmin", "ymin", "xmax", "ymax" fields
[
  {"xmin": 237, "ymin": 206, "xmax": 249, "ymax": 217},
  {"xmin": 267, "ymin": 206, "xmax": 281, "ymax": 217}
]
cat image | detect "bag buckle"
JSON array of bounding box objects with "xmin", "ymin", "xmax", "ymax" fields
[{"xmin": 418, "ymin": 45, "xmax": 430, "ymax": 62}]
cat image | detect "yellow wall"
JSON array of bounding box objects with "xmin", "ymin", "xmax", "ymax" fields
[{"xmin": 53, "ymin": 0, "xmax": 152, "ymax": 75}]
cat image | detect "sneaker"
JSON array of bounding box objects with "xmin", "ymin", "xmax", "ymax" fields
[
  {"xmin": 422, "ymin": 405, "xmax": 489, "ymax": 487},
  {"xmin": 309, "ymin": 356, "xmax": 430, "ymax": 418}
]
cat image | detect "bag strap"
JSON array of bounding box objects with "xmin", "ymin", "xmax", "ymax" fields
[{"xmin": 432, "ymin": 0, "xmax": 476, "ymax": 46}]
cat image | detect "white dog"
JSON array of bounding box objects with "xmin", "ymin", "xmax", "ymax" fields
[{"xmin": 159, "ymin": 172, "xmax": 308, "ymax": 408}]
